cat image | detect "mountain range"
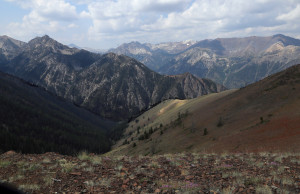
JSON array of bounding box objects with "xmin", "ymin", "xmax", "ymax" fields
[
  {"xmin": 110, "ymin": 34, "xmax": 300, "ymax": 88},
  {"xmin": 1, "ymin": 33, "xmax": 299, "ymax": 155},
  {"xmin": 0, "ymin": 35, "xmax": 225, "ymax": 120},
  {"xmin": 0, "ymin": 33, "xmax": 299, "ymax": 193}
]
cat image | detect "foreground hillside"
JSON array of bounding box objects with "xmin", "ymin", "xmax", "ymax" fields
[
  {"xmin": 0, "ymin": 35, "xmax": 225, "ymax": 120},
  {"xmin": 110, "ymin": 64, "xmax": 300, "ymax": 155},
  {"xmin": 0, "ymin": 71, "xmax": 116, "ymax": 155},
  {"xmin": 0, "ymin": 151, "xmax": 299, "ymax": 193}
]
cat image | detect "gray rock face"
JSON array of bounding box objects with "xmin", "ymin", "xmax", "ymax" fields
[
  {"xmin": 0, "ymin": 35, "xmax": 225, "ymax": 120},
  {"xmin": 110, "ymin": 34, "xmax": 300, "ymax": 88}
]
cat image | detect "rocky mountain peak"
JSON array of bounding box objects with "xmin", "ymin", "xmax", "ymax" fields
[
  {"xmin": 26, "ymin": 35, "xmax": 78, "ymax": 55},
  {"xmin": 0, "ymin": 35, "xmax": 25, "ymax": 48},
  {"xmin": 0, "ymin": 35, "xmax": 25, "ymax": 60},
  {"xmin": 94, "ymin": 52, "xmax": 132, "ymax": 67},
  {"xmin": 99, "ymin": 52, "xmax": 146, "ymax": 68},
  {"xmin": 28, "ymin": 35, "xmax": 54, "ymax": 45},
  {"xmin": 102, "ymin": 52, "xmax": 120, "ymax": 59},
  {"xmin": 272, "ymin": 34, "xmax": 300, "ymax": 47},
  {"xmin": 0, "ymin": 35, "xmax": 11, "ymax": 41},
  {"xmin": 111, "ymin": 41, "xmax": 152, "ymax": 55}
]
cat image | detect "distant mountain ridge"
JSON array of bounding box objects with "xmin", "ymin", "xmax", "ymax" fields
[
  {"xmin": 110, "ymin": 34, "xmax": 300, "ymax": 88},
  {"xmin": 0, "ymin": 35, "xmax": 225, "ymax": 120},
  {"xmin": 109, "ymin": 40, "xmax": 196, "ymax": 71}
]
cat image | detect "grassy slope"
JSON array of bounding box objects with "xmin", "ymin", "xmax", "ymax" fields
[
  {"xmin": 108, "ymin": 64, "xmax": 300, "ymax": 156},
  {"xmin": 0, "ymin": 71, "xmax": 116, "ymax": 155}
]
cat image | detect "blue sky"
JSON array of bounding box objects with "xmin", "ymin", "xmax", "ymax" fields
[{"xmin": 1, "ymin": 0, "xmax": 300, "ymax": 49}]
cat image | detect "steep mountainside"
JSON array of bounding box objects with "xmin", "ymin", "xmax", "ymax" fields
[
  {"xmin": 111, "ymin": 34, "xmax": 300, "ymax": 88},
  {"xmin": 109, "ymin": 64, "xmax": 300, "ymax": 155},
  {"xmin": 0, "ymin": 71, "xmax": 116, "ymax": 155},
  {"xmin": 69, "ymin": 53, "xmax": 225, "ymax": 119},
  {"xmin": 0, "ymin": 35, "xmax": 225, "ymax": 120}
]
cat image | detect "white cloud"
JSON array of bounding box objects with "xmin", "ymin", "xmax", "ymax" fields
[
  {"xmin": 81, "ymin": 0, "xmax": 195, "ymax": 47},
  {"xmin": 68, "ymin": 23, "xmax": 79, "ymax": 28},
  {"xmin": 132, "ymin": 0, "xmax": 191, "ymax": 13},
  {"xmin": 277, "ymin": 4, "xmax": 300, "ymax": 22},
  {"xmin": 6, "ymin": 0, "xmax": 78, "ymax": 21},
  {"xmin": 4, "ymin": 0, "xmax": 79, "ymax": 39}
]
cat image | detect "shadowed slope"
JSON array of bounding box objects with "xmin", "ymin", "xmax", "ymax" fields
[{"xmin": 0, "ymin": 71, "xmax": 116, "ymax": 155}]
